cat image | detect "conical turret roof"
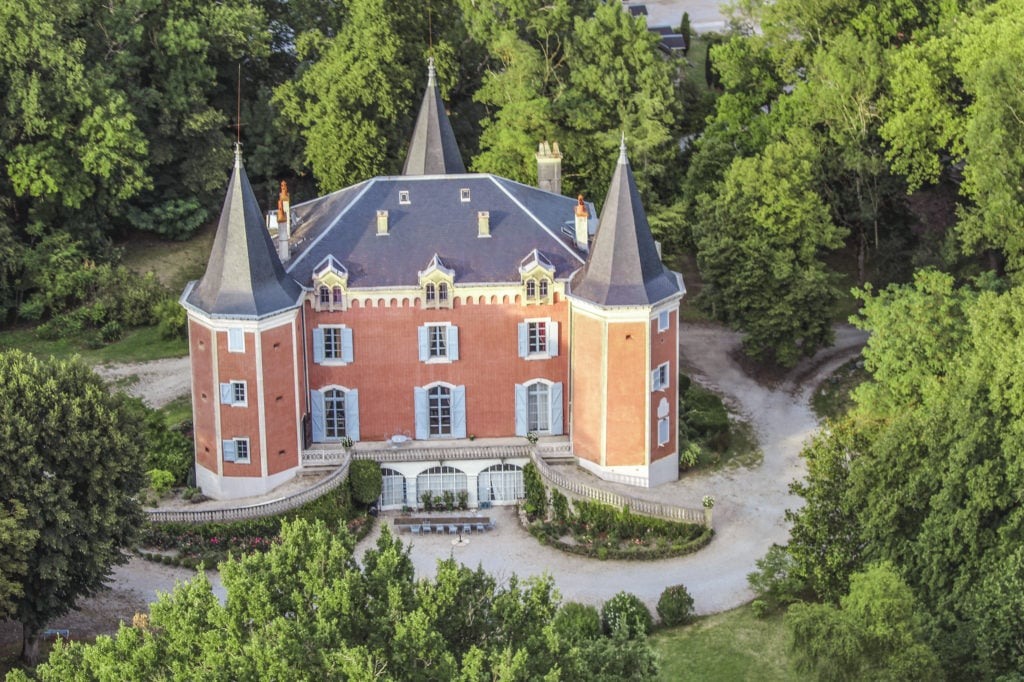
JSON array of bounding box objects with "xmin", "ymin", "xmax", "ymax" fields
[
  {"xmin": 571, "ymin": 139, "xmax": 681, "ymax": 306},
  {"xmin": 402, "ymin": 58, "xmax": 466, "ymax": 175},
  {"xmin": 185, "ymin": 147, "xmax": 303, "ymax": 318}
]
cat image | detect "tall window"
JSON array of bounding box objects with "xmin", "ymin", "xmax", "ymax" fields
[
  {"xmin": 539, "ymin": 279, "xmax": 549, "ymax": 297},
  {"xmin": 428, "ymin": 385, "xmax": 452, "ymax": 436},
  {"xmin": 417, "ymin": 465, "xmax": 467, "ymax": 497},
  {"xmin": 425, "ymin": 282, "xmax": 436, "ymax": 303},
  {"xmin": 381, "ymin": 468, "xmax": 406, "ymax": 507},
  {"xmin": 526, "ymin": 280, "xmax": 536, "ymax": 298},
  {"xmin": 325, "ymin": 389, "xmax": 347, "ymax": 438},
  {"xmin": 332, "ymin": 286, "xmax": 343, "ymax": 304},
  {"xmin": 477, "ymin": 463, "xmax": 524, "ymax": 502},
  {"xmin": 438, "ymin": 282, "xmax": 449, "ymax": 302},
  {"xmin": 429, "ymin": 325, "xmax": 447, "ymax": 359},
  {"xmin": 527, "ymin": 321, "xmax": 548, "ymax": 355},
  {"xmin": 527, "ymin": 382, "xmax": 550, "ymax": 432},
  {"xmin": 319, "ymin": 286, "xmax": 331, "ymax": 304},
  {"xmin": 323, "ymin": 327, "xmax": 343, "ymax": 360}
]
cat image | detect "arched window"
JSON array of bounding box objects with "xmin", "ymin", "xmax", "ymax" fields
[
  {"xmin": 539, "ymin": 279, "xmax": 549, "ymax": 297},
  {"xmin": 527, "ymin": 382, "xmax": 550, "ymax": 432},
  {"xmin": 477, "ymin": 463, "xmax": 524, "ymax": 502},
  {"xmin": 319, "ymin": 286, "xmax": 330, "ymax": 304},
  {"xmin": 526, "ymin": 279, "xmax": 536, "ymax": 298},
  {"xmin": 438, "ymin": 282, "xmax": 449, "ymax": 302},
  {"xmin": 417, "ymin": 465, "xmax": 467, "ymax": 498},
  {"xmin": 380, "ymin": 468, "xmax": 406, "ymax": 507},
  {"xmin": 325, "ymin": 388, "xmax": 346, "ymax": 438},
  {"xmin": 332, "ymin": 286, "xmax": 343, "ymax": 304},
  {"xmin": 428, "ymin": 385, "xmax": 452, "ymax": 436},
  {"xmin": 425, "ymin": 282, "xmax": 436, "ymax": 303}
]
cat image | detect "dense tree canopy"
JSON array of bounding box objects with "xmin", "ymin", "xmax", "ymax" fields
[
  {"xmin": 0, "ymin": 351, "xmax": 145, "ymax": 663},
  {"xmin": 11, "ymin": 520, "xmax": 659, "ymax": 680}
]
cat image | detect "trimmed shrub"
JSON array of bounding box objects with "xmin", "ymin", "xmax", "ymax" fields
[
  {"xmin": 657, "ymin": 584, "xmax": 696, "ymax": 626},
  {"xmin": 551, "ymin": 489, "xmax": 570, "ymax": 525},
  {"xmin": 348, "ymin": 460, "xmax": 383, "ymax": 506},
  {"xmin": 522, "ymin": 463, "xmax": 547, "ymax": 520},
  {"xmin": 146, "ymin": 469, "xmax": 176, "ymax": 497},
  {"xmin": 601, "ymin": 592, "xmax": 653, "ymax": 639},
  {"xmin": 553, "ymin": 602, "xmax": 602, "ymax": 644}
]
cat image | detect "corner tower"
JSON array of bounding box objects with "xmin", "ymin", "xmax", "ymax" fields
[
  {"xmin": 181, "ymin": 146, "xmax": 306, "ymax": 499},
  {"xmin": 568, "ymin": 139, "xmax": 685, "ymax": 487}
]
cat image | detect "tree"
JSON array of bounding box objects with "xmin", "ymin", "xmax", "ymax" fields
[
  {"xmin": 787, "ymin": 562, "xmax": 943, "ymax": 681},
  {"xmin": 347, "ymin": 459, "xmax": 383, "ymax": 506},
  {"xmin": 692, "ymin": 134, "xmax": 846, "ymax": 365},
  {"xmin": 0, "ymin": 503, "xmax": 37, "ymax": 616},
  {"xmin": 679, "ymin": 12, "xmax": 691, "ymax": 55},
  {"xmin": 17, "ymin": 519, "xmax": 660, "ymax": 680},
  {"xmin": 0, "ymin": 351, "xmax": 145, "ymax": 663}
]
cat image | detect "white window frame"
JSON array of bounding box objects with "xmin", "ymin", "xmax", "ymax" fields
[
  {"xmin": 399, "ymin": 190, "xmax": 410, "ymax": 205},
  {"xmin": 231, "ymin": 437, "xmax": 251, "ymax": 463},
  {"xmin": 427, "ymin": 323, "xmax": 449, "ymax": 362},
  {"xmin": 658, "ymin": 416, "xmax": 670, "ymax": 446},
  {"xmin": 322, "ymin": 326, "xmax": 344, "ymax": 362},
  {"xmin": 658, "ymin": 309, "xmax": 671, "ymax": 332},
  {"xmin": 460, "ymin": 188, "xmax": 471, "ymax": 202},
  {"xmin": 227, "ymin": 328, "xmax": 244, "ymax": 353},
  {"xmin": 527, "ymin": 320, "xmax": 548, "ymax": 356},
  {"xmin": 520, "ymin": 318, "xmax": 558, "ymax": 360},
  {"xmin": 428, "ymin": 384, "xmax": 453, "ymax": 436},
  {"xmin": 527, "ymin": 381, "xmax": 552, "ymax": 433},
  {"xmin": 652, "ymin": 362, "xmax": 670, "ymax": 391},
  {"xmin": 324, "ymin": 387, "xmax": 347, "ymax": 439},
  {"xmin": 230, "ymin": 380, "xmax": 247, "ymax": 407}
]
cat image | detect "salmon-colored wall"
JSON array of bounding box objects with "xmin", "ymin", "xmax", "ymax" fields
[
  {"xmin": 217, "ymin": 329, "xmax": 262, "ymax": 477},
  {"xmin": 649, "ymin": 310, "xmax": 677, "ymax": 462},
  {"xmin": 605, "ymin": 321, "xmax": 649, "ymax": 467},
  {"xmin": 189, "ymin": 320, "xmax": 217, "ymax": 475},
  {"xmin": 571, "ymin": 311, "xmax": 604, "ymax": 465},
  {"xmin": 261, "ymin": 320, "xmax": 300, "ymax": 475},
  {"xmin": 305, "ymin": 295, "xmax": 569, "ymax": 440}
]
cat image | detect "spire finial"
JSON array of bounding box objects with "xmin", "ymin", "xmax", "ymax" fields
[
  {"xmin": 618, "ymin": 132, "xmax": 628, "ymax": 164},
  {"xmin": 427, "ymin": 56, "xmax": 436, "ymax": 85},
  {"xmin": 234, "ymin": 141, "xmax": 243, "ymax": 169}
]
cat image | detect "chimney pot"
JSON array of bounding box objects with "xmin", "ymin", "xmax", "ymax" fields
[
  {"xmin": 478, "ymin": 210, "xmax": 490, "ymax": 238},
  {"xmin": 574, "ymin": 195, "xmax": 589, "ymax": 251},
  {"xmin": 377, "ymin": 210, "xmax": 389, "ymax": 235}
]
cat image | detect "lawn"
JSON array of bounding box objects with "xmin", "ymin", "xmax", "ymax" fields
[
  {"xmin": 651, "ymin": 606, "xmax": 808, "ymax": 681},
  {"xmin": 0, "ymin": 325, "xmax": 187, "ymax": 364},
  {"xmin": 159, "ymin": 394, "xmax": 193, "ymax": 427}
]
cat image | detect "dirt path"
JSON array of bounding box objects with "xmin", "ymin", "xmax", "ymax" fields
[{"xmin": 3, "ymin": 321, "xmax": 866, "ymax": 648}]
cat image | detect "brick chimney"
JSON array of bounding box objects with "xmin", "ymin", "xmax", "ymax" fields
[
  {"xmin": 536, "ymin": 140, "xmax": 562, "ymax": 195},
  {"xmin": 276, "ymin": 181, "xmax": 290, "ymax": 261},
  {"xmin": 574, "ymin": 194, "xmax": 589, "ymax": 251}
]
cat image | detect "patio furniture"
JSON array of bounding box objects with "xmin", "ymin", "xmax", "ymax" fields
[
  {"xmin": 411, "ymin": 525, "xmax": 421, "ymax": 535},
  {"xmin": 462, "ymin": 524, "xmax": 473, "ymax": 534},
  {"xmin": 475, "ymin": 523, "xmax": 485, "ymax": 533},
  {"xmin": 422, "ymin": 524, "xmax": 432, "ymax": 534}
]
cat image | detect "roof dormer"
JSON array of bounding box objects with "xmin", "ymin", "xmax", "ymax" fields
[
  {"xmin": 519, "ymin": 249, "xmax": 555, "ymax": 305},
  {"xmin": 313, "ymin": 255, "xmax": 349, "ymax": 312},
  {"xmin": 418, "ymin": 254, "xmax": 455, "ymax": 309}
]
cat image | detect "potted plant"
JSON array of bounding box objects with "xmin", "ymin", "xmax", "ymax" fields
[
  {"xmin": 702, "ymin": 495, "xmax": 715, "ymax": 527},
  {"xmin": 340, "ymin": 436, "xmax": 354, "ymax": 451},
  {"xmin": 526, "ymin": 431, "xmax": 539, "ymax": 446}
]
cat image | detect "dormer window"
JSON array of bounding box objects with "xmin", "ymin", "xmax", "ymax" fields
[
  {"xmin": 519, "ymin": 249, "xmax": 556, "ymax": 305},
  {"xmin": 332, "ymin": 286, "xmax": 344, "ymax": 304},
  {"xmin": 399, "ymin": 190, "xmax": 410, "ymax": 205},
  {"xmin": 319, "ymin": 286, "xmax": 331, "ymax": 305},
  {"xmin": 438, "ymin": 283, "xmax": 449, "ymax": 302},
  {"xmin": 425, "ymin": 282, "xmax": 436, "ymax": 303},
  {"xmin": 526, "ymin": 280, "xmax": 536, "ymax": 298},
  {"xmin": 419, "ymin": 253, "xmax": 455, "ymax": 310},
  {"xmin": 460, "ymin": 188, "xmax": 471, "ymax": 202},
  {"xmin": 312, "ymin": 256, "xmax": 349, "ymax": 312},
  {"xmin": 539, "ymin": 280, "xmax": 549, "ymax": 297}
]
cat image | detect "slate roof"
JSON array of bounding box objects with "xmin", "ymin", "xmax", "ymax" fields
[
  {"xmin": 570, "ymin": 141, "xmax": 682, "ymax": 306},
  {"xmin": 285, "ymin": 174, "xmax": 591, "ymax": 287},
  {"xmin": 402, "ymin": 59, "xmax": 466, "ymax": 176},
  {"xmin": 183, "ymin": 148, "xmax": 303, "ymax": 318}
]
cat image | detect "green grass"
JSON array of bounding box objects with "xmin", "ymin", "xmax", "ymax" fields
[
  {"xmin": 0, "ymin": 325, "xmax": 187, "ymax": 364},
  {"xmin": 160, "ymin": 394, "xmax": 193, "ymax": 427},
  {"xmin": 812, "ymin": 359, "xmax": 868, "ymax": 421},
  {"xmin": 651, "ymin": 606, "xmax": 808, "ymax": 682},
  {"xmin": 119, "ymin": 221, "xmax": 215, "ymax": 290}
]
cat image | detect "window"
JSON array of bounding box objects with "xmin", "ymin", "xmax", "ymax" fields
[
  {"xmin": 313, "ymin": 326, "xmax": 353, "ymax": 364},
  {"xmin": 332, "ymin": 286, "xmax": 343, "ymax": 304},
  {"xmin": 380, "ymin": 468, "xmax": 406, "ymax": 507},
  {"xmin": 425, "ymin": 282, "xmax": 436, "ymax": 303},
  {"xmin": 539, "ymin": 279, "xmax": 549, "ymax": 297},
  {"xmin": 319, "ymin": 286, "xmax": 331, "ymax": 305},
  {"xmin": 518, "ymin": 320, "xmax": 558, "ymax": 359},
  {"xmin": 658, "ymin": 309, "xmax": 671, "ymax": 332},
  {"xmin": 514, "ymin": 381, "xmax": 563, "ymax": 435},
  {"xmin": 324, "ymin": 388, "xmax": 346, "ymax": 438},
  {"xmin": 223, "ymin": 437, "xmax": 250, "ymax": 463},
  {"xmin": 310, "ymin": 387, "xmax": 360, "ymax": 442},
  {"xmin": 220, "ymin": 380, "xmax": 247, "ymax": 406},
  {"xmin": 460, "ymin": 188, "xmax": 471, "ymax": 202},
  {"xmin": 477, "ymin": 463, "xmax": 524, "ymax": 502},
  {"xmin": 527, "ymin": 382, "xmax": 550, "ymax": 432},
  {"xmin": 651, "ymin": 362, "xmax": 670, "ymax": 391},
  {"xmin": 416, "ymin": 465, "xmax": 467, "ymax": 498},
  {"xmin": 399, "ymin": 190, "xmax": 410, "ymax": 204},
  {"xmin": 414, "ymin": 384, "xmax": 466, "ymax": 439},
  {"xmin": 227, "ymin": 328, "xmax": 244, "ymax": 352},
  {"xmin": 526, "ymin": 280, "xmax": 536, "ymax": 298},
  {"xmin": 438, "ymin": 282, "xmax": 448, "ymax": 302},
  {"xmin": 658, "ymin": 417, "xmax": 670, "ymax": 446},
  {"xmin": 418, "ymin": 324, "xmax": 459, "ymax": 362}
]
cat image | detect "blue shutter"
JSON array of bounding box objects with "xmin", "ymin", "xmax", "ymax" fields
[
  {"xmin": 447, "ymin": 326, "xmax": 459, "ymax": 361},
  {"xmin": 650, "ymin": 369, "xmax": 658, "ymax": 391},
  {"xmin": 345, "ymin": 389, "xmax": 360, "ymax": 441},
  {"xmin": 310, "ymin": 389, "xmax": 325, "ymax": 441},
  {"xmin": 228, "ymin": 328, "xmax": 243, "ymax": 351},
  {"xmin": 341, "ymin": 328, "xmax": 354, "ymax": 363},
  {"xmin": 414, "ymin": 387, "xmax": 428, "ymax": 439},
  {"xmin": 550, "ymin": 382, "xmax": 564, "ymax": 436},
  {"xmin": 451, "ymin": 385, "xmax": 466, "ymax": 438},
  {"xmin": 220, "ymin": 382, "xmax": 233, "ymax": 404},
  {"xmin": 222, "ymin": 439, "xmax": 237, "ymax": 462},
  {"xmin": 417, "ymin": 326, "xmax": 429, "ymax": 362},
  {"xmin": 517, "ymin": 322, "xmax": 528, "ymax": 358},
  {"xmin": 548, "ymin": 321, "xmax": 559, "ymax": 357},
  {"xmin": 313, "ymin": 328, "xmax": 325, "ymax": 363},
  {"xmin": 514, "ymin": 383, "xmax": 527, "ymax": 436}
]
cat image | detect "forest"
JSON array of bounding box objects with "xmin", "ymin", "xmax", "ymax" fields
[{"xmin": 2, "ymin": 0, "xmax": 1024, "ymax": 678}]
